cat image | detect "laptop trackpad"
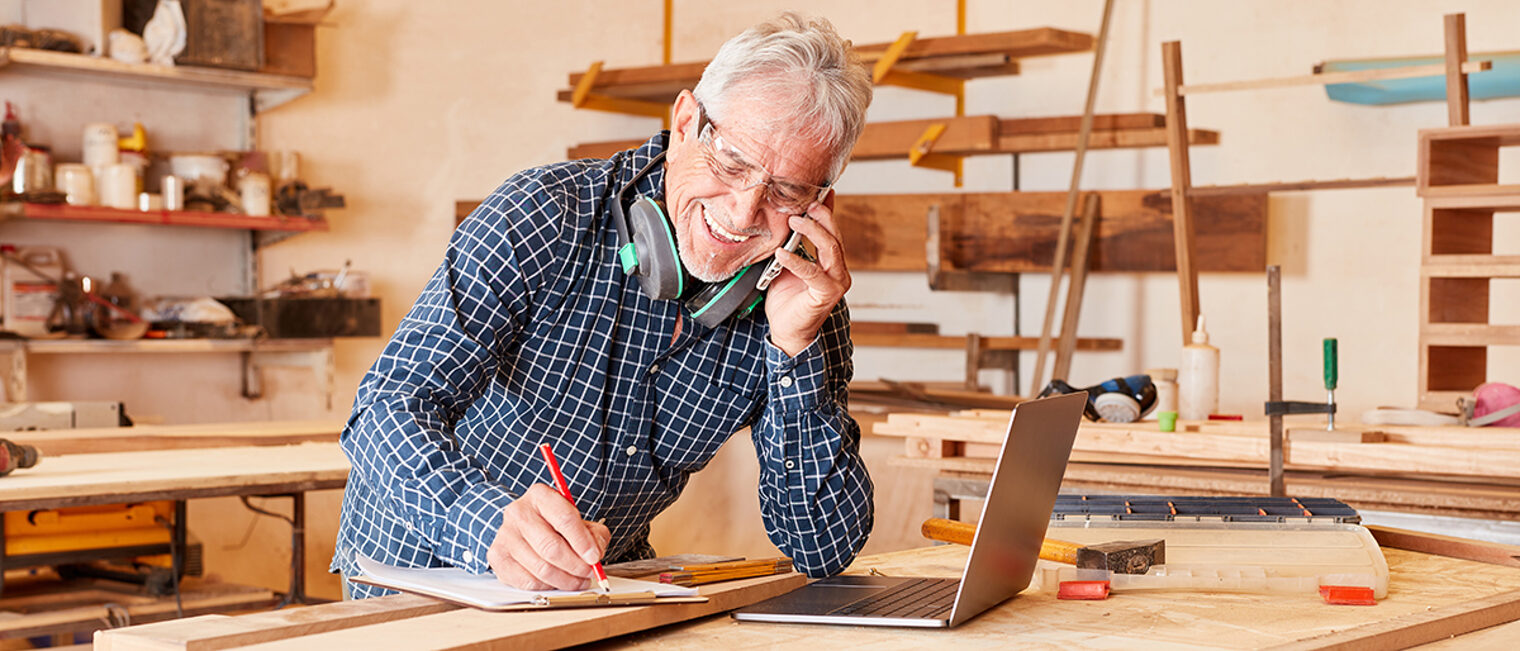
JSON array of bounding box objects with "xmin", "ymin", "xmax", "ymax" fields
[{"xmin": 738, "ymin": 575, "xmax": 906, "ymax": 614}]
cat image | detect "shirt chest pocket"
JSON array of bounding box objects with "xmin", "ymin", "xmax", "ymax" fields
[{"xmin": 651, "ymin": 361, "xmax": 761, "ymax": 472}]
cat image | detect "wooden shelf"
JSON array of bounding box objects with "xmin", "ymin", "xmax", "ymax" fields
[
  {"xmin": 559, "ymin": 28, "xmax": 1092, "ymax": 105},
  {"xmin": 2, "ymin": 203, "xmax": 329, "ymax": 233},
  {"xmin": 16, "ymin": 338, "xmax": 333, "ymax": 355},
  {"xmin": 852, "ymin": 332, "xmax": 1121, "ymax": 352},
  {"xmin": 0, "ymin": 47, "xmax": 311, "ymax": 111},
  {"xmin": 1422, "ymin": 255, "xmax": 1520, "ymax": 277},
  {"xmin": 1422, "ymin": 324, "xmax": 1520, "ymax": 346},
  {"xmin": 568, "ymin": 113, "xmax": 1218, "ymax": 160}
]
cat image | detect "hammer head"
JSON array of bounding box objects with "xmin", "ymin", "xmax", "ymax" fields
[{"xmin": 1074, "ymin": 539, "xmax": 1165, "ymax": 574}]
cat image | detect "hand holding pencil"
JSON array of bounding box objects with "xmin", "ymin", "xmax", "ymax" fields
[{"xmin": 484, "ymin": 444, "xmax": 612, "ymax": 592}]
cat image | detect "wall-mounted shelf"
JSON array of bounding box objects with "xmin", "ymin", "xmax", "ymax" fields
[
  {"xmin": 568, "ymin": 113, "xmax": 1219, "ymax": 160},
  {"xmin": 0, "ymin": 338, "xmax": 335, "ymax": 406},
  {"xmin": 557, "ymin": 28, "xmax": 1091, "ymax": 108},
  {"xmin": 0, "ymin": 47, "xmax": 312, "ymax": 112},
  {"xmin": 2, "ymin": 203, "xmax": 329, "ymax": 235}
]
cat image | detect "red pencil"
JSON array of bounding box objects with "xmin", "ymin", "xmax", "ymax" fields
[{"xmin": 538, "ymin": 443, "xmax": 611, "ymax": 593}]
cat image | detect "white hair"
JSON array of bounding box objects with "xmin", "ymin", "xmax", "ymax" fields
[{"xmin": 692, "ymin": 12, "xmax": 873, "ymax": 181}]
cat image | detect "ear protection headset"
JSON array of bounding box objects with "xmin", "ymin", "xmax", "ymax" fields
[{"xmin": 609, "ymin": 151, "xmax": 769, "ymax": 329}]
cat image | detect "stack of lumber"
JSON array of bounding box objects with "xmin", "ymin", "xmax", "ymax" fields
[
  {"xmin": 834, "ymin": 188, "xmax": 1265, "ymax": 274},
  {"xmin": 877, "ymin": 411, "xmax": 1520, "ymax": 479},
  {"xmin": 873, "ymin": 411, "xmax": 1520, "ymax": 519},
  {"xmin": 566, "ymin": 113, "xmax": 1218, "ymax": 160}
]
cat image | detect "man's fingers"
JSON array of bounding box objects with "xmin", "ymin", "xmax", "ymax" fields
[
  {"xmin": 488, "ymin": 550, "xmax": 559, "ymax": 592},
  {"xmin": 589, "ymin": 521, "xmax": 612, "ymax": 552},
  {"xmin": 788, "ymin": 215, "xmax": 845, "ymax": 277},
  {"xmin": 498, "ymin": 521, "xmax": 592, "ymax": 590},
  {"xmin": 531, "ymin": 489, "xmax": 604, "ymax": 565}
]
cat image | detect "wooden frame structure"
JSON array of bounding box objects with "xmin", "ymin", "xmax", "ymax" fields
[{"xmin": 1156, "ymin": 13, "xmax": 1493, "ymax": 345}]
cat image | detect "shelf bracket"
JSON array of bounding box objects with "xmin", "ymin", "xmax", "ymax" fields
[
  {"xmin": 875, "ymin": 32, "xmax": 965, "ymax": 187},
  {"xmin": 571, "ymin": 61, "xmax": 672, "ymax": 122},
  {"xmin": 909, "ymin": 123, "xmax": 965, "ymax": 186},
  {"xmin": 872, "ymin": 32, "xmax": 967, "ymax": 97},
  {"xmin": 241, "ymin": 344, "xmax": 335, "ymax": 409}
]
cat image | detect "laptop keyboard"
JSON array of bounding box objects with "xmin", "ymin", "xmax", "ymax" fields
[{"xmin": 827, "ymin": 578, "xmax": 960, "ymax": 619}]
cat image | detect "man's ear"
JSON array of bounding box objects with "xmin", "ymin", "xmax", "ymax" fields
[{"xmin": 669, "ymin": 90, "xmax": 700, "ymax": 153}]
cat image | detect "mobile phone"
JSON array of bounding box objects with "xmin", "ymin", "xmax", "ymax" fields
[{"xmin": 755, "ymin": 230, "xmax": 804, "ymax": 291}]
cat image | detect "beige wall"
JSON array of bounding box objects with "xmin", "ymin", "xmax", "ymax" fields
[{"xmin": 12, "ymin": 0, "xmax": 1508, "ymax": 596}]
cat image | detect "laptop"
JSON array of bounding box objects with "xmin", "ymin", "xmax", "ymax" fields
[{"xmin": 731, "ymin": 392, "xmax": 1086, "ymax": 628}]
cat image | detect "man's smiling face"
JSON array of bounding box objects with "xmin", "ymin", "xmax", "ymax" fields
[{"xmin": 663, "ymin": 89, "xmax": 834, "ymax": 283}]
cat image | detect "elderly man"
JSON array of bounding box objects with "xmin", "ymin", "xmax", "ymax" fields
[{"xmin": 332, "ymin": 13, "xmax": 875, "ymax": 597}]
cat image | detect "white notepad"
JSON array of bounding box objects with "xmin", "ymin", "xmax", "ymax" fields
[{"xmin": 353, "ymin": 555, "xmax": 704, "ymax": 611}]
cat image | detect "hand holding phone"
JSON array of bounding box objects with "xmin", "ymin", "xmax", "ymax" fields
[{"xmin": 755, "ymin": 229, "xmax": 805, "ymax": 291}]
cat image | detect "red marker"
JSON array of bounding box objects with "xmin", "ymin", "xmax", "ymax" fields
[{"xmin": 538, "ymin": 443, "xmax": 611, "ymax": 593}]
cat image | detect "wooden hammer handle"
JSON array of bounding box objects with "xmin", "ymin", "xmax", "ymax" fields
[{"xmin": 922, "ymin": 518, "xmax": 1081, "ymax": 565}]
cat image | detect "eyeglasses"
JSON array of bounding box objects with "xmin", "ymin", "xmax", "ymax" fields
[{"xmin": 695, "ymin": 106, "xmax": 830, "ymax": 217}]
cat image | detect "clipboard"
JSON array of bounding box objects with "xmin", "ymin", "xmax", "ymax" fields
[{"xmin": 351, "ymin": 555, "xmax": 708, "ymax": 612}]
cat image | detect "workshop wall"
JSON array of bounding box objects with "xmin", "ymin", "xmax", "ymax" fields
[{"xmin": 239, "ymin": 1, "xmax": 1520, "ymax": 574}]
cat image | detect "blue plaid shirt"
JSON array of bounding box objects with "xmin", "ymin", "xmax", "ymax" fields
[{"xmin": 332, "ymin": 132, "xmax": 873, "ymax": 598}]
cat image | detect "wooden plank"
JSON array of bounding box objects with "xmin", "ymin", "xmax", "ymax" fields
[
  {"xmin": 561, "ymin": 28, "xmax": 1089, "ymax": 96},
  {"xmin": 1369, "ymin": 525, "xmax": 1520, "ymax": 569},
  {"xmin": 936, "ymin": 190, "xmax": 1264, "ymax": 273},
  {"xmin": 93, "ymin": 594, "xmax": 455, "ymax": 651},
  {"xmin": 850, "ymin": 321, "xmax": 939, "ymax": 335},
  {"xmin": 1268, "ymin": 265, "xmax": 1285, "ymax": 497},
  {"xmin": 848, "ymin": 115, "xmax": 1000, "ymax": 160},
  {"xmin": 876, "ymin": 417, "xmax": 1520, "ymax": 479},
  {"xmin": 1188, "ymin": 176, "xmax": 1414, "ymax": 196},
  {"xmin": 851, "ymin": 332, "xmax": 1120, "ymax": 352},
  {"xmin": 554, "ymin": 54, "xmax": 1021, "ymax": 104},
  {"xmin": 1422, "ymin": 255, "xmax": 1520, "ymax": 278},
  {"xmin": 10, "ymin": 420, "xmax": 342, "ymax": 456},
  {"xmin": 565, "ymin": 118, "xmax": 1215, "ymax": 161},
  {"xmin": 0, "ymin": 579, "xmax": 275, "ymax": 642},
  {"xmin": 833, "ymin": 190, "xmax": 1265, "ymax": 273},
  {"xmin": 1422, "ymin": 323, "xmax": 1520, "ymax": 346},
  {"xmin": 1050, "ymin": 193, "xmax": 1100, "ymax": 383},
  {"xmin": 184, "ymin": 573, "xmax": 805, "ymax": 650},
  {"xmin": 1444, "ymin": 13, "xmax": 1471, "ymax": 127},
  {"xmin": 0, "ymin": 443, "xmax": 349, "ymax": 511},
  {"xmin": 851, "ymin": 28, "xmax": 1093, "ymax": 62},
  {"xmin": 1032, "ymin": 1, "xmax": 1113, "ymax": 393},
  {"xmin": 997, "ymin": 112, "xmax": 1163, "ymax": 133},
  {"xmin": 995, "ymin": 127, "xmax": 1216, "ymax": 152},
  {"xmin": 1169, "ymin": 59, "xmax": 1491, "ymax": 96},
  {"xmin": 1162, "ymin": 40, "xmax": 1201, "ymax": 346},
  {"xmin": 1269, "ymin": 589, "xmax": 1520, "ymax": 650}
]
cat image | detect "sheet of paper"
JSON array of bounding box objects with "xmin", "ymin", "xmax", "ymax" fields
[{"xmin": 356, "ymin": 555, "xmax": 699, "ymax": 609}]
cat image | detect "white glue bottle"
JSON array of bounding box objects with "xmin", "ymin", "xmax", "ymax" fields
[{"xmin": 1179, "ymin": 314, "xmax": 1219, "ymax": 421}]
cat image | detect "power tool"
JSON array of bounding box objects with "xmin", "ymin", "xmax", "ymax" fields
[
  {"xmin": 0, "ymin": 439, "xmax": 40, "ymax": 476},
  {"xmin": 1038, "ymin": 375, "xmax": 1158, "ymax": 423}
]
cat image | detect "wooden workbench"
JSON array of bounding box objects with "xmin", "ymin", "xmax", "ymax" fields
[
  {"xmin": 94, "ymin": 538, "xmax": 1520, "ymax": 649},
  {"xmin": 0, "ymin": 438, "xmax": 350, "ymax": 641}
]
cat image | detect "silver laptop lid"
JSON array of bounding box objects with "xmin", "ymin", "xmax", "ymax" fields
[{"xmin": 946, "ymin": 392, "xmax": 1085, "ymax": 626}]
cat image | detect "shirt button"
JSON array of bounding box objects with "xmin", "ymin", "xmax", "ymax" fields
[
  {"xmin": 625, "ymin": 445, "xmax": 637, "ymax": 457},
  {"xmin": 779, "ymin": 375, "xmax": 794, "ymax": 388},
  {"xmin": 648, "ymin": 363, "xmax": 660, "ymax": 375},
  {"xmin": 784, "ymin": 460, "xmax": 795, "ymax": 469},
  {"xmin": 462, "ymin": 550, "xmax": 475, "ymax": 564}
]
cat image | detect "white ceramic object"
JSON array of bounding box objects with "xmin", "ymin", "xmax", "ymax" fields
[
  {"xmin": 54, "ymin": 163, "xmax": 96, "ymax": 206},
  {"xmin": 98, "ymin": 163, "xmax": 139, "ymax": 209}
]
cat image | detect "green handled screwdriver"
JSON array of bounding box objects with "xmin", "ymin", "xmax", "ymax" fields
[{"xmin": 1324, "ymin": 338, "xmax": 1338, "ymax": 431}]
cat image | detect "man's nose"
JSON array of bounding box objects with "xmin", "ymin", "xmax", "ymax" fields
[{"xmin": 729, "ymin": 183, "xmax": 768, "ymax": 226}]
